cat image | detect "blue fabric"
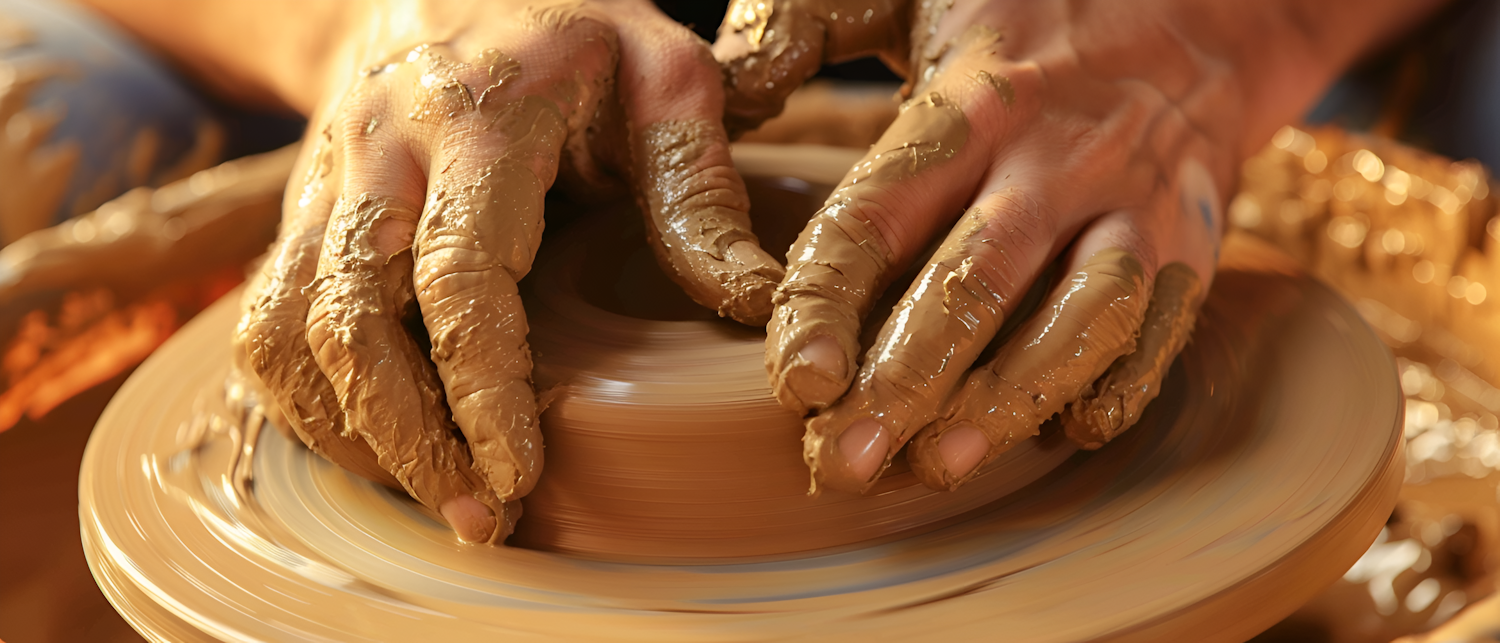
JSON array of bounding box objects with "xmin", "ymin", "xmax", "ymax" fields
[{"xmin": 0, "ymin": 0, "xmax": 214, "ymax": 223}]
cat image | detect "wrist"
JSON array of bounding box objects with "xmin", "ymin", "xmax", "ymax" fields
[{"xmin": 1165, "ymin": 0, "xmax": 1447, "ymax": 158}]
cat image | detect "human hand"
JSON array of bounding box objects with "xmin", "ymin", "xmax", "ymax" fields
[
  {"xmin": 234, "ymin": 0, "xmax": 786, "ymax": 542},
  {"xmin": 713, "ymin": 0, "xmax": 1334, "ymax": 494}
]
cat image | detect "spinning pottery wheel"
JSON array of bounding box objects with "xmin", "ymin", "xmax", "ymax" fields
[{"xmin": 81, "ymin": 146, "xmax": 1403, "ymax": 642}]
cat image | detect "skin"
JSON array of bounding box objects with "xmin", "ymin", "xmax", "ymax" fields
[
  {"xmin": 1062, "ymin": 262, "xmax": 1201, "ymax": 450},
  {"xmin": 713, "ymin": 0, "xmax": 1447, "ymax": 493},
  {"xmin": 73, "ymin": 0, "xmax": 1449, "ymax": 532},
  {"xmin": 79, "ymin": 0, "xmax": 785, "ymax": 542}
]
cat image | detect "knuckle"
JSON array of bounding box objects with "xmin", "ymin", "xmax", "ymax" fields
[
  {"xmin": 865, "ymin": 358, "xmax": 933, "ymax": 408},
  {"xmin": 963, "ymin": 189, "xmax": 1056, "ymax": 297},
  {"xmin": 985, "ymin": 188, "xmax": 1057, "ymax": 246},
  {"xmin": 524, "ymin": 6, "xmax": 613, "ymax": 41},
  {"xmin": 661, "ymin": 163, "xmax": 748, "ymax": 217},
  {"xmin": 561, "ymin": 15, "xmax": 618, "ymax": 50},
  {"xmin": 414, "ymin": 246, "xmax": 495, "ymax": 298},
  {"xmin": 947, "ymin": 58, "xmax": 1042, "ymax": 137},
  {"xmin": 509, "ymin": 15, "xmax": 618, "ymax": 78},
  {"xmin": 337, "ymin": 88, "xmax": 387, "ymax": 134},
  {"xmin": 632, "ymin": 29, "xmax": 719, "ymax": 97},
  {"xmin": 837, "ymin": 195, "xmax": 910, "ymax": 259}
]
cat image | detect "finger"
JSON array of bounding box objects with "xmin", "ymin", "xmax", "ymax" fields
[
  {"xmin": 616, "ymin": 19, "xmax": 785, "ymax": 325},
  {"xmin": 1062, "ymin": 262, "xmax": 1200, "ymax": 449},
  {"xmin": 713, "ymin": 0, "xmax": 909, "ymax": 136},
  {"xmin": 906, "ymin": 215, "xmax": 1154, "ymax": 490},
  {"xmin": 408, "ymin": 35, "xmax": 614, "ymax": 502},
  {"xmin": 766, "ymin": 51, "xmax": 1017, "ymax": 415},
  {"xmin": 799, "ymin": 187, "xmax": 1056, "ymax": 493},
  {"xmin": 308, "ymin": 190, "xmax": 515, "ymax": 543},
  {"xmin": 1060, "ymin": 156, "xmax": 1222, "ymax": 448},
  {"xmin": 233, "ymin": 132, "xmax": 396, "ymax": 488},
  {"xmin": 308, "ymin": 66, "xmax": 520, "ymax": 540}
]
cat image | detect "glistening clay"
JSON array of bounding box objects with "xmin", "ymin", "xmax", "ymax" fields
[
  {"xmin": 79, "ymin": 225, "xmax": 1403, "ymax": 641},
  {"xmin": 510, "ymin": 205, "xmax": 1074, "ymax": 559}
]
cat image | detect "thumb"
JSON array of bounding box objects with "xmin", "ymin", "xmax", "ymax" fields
[{"xmin": 713, "ymin": 0, "xmax": 909, "ymax": 137}]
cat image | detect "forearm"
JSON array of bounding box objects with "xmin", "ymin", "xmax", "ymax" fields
[
  {"xmin": 69, "ymin": 0, "xmax": 355, "ymax": 113},
  {"xmin": 1165, "ymin": 0, "xmax": 1449, "ymax": 157}
]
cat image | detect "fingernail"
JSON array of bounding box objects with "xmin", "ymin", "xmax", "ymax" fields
[
  {"xmin": 938, "ymin": 423, "xmax": 990, "ymax": 480},
  {"xmin": 798, "ymin": 335, "xmax": 846, "ymax": 379},
  {"xmin": 440, "ymin": 495, "xmax": 497, "ymax": 543},
  {"xmin": 839, "ymin": 419, "xmax": 889, "ymax": 482}
]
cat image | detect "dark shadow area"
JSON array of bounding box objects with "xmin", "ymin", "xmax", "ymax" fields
[{"xmin": 0, "ymin": 374, "xmax": 141, "ymax": 642}]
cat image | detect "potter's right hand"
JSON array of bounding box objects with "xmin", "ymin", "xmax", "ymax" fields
[
  {"xmin": 714, "ymin": 0, "xmax": 1435, "ymax": 494},
  {"xmin": 227, "ymin": 0, "xmax": 784, "ymax": 543}
]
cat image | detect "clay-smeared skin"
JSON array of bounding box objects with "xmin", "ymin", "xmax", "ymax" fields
[
  {"xmin": 212, "ymin": 0, "xmax": 795, "ymax": 542},
  {"xmin": 414, "ymin": 95, "xmax": 563, "ymax": 502},
  {"xmin": 307, "ymin": 195, "xmax": 514, "ymax": 541},
  {"xmin": 715, "ymin": 0, "xmax": 908, "ymax": 137},
  {"xmin": 1064, "ymin": 263, "xmax": 1200, "ymax": 450},
  {"xmin": 802, "ymin": 199, "xmax": 1022, "ymax": 493},
  {"xmin": 234, "ymin": 211, "xmax": 396, "ymax": 489},
  {"xmin": 767, "ymin": 91, "xmax": 968, "ymax": 415},
  {"xmin": 635, "ymin": 121, "xmax": 784, "ymax": 324},
  {"xmin": 228, "ymin": 141, "xmax": 403, "ymax": 486},
  {"xmin": 714, "ymin": 0, "xmax": 1444, "ymax": 495},
  {"xmin": 156, "ymin": 0, "xmax": 810, "ymax": 541},
  {"xmin": 906, "ymin": 248, "xmax": 1149, "ymax": 490}
]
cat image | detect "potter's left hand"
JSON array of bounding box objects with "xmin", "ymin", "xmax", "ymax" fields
[
  {"xmin": 81, "ymin": 0, "xmax": 785, "ymax": 542},
  {"xmin": 715, "ymin": 0, "xmax": 1436, "ymax": 492}
]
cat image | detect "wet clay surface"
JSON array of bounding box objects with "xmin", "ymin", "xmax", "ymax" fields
[
  {"xmin": 78, "ymin": 226, "xmax": 1402, "ymax": 640},
  {"xmin": 510, "ymin": 211, "xmax": 1072, "ymax": 558}
]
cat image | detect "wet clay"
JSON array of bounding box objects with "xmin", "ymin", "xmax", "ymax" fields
[
  {"xmin": 306, "ymin": 194, "xmax": 513, "ymax": 542},
  {"xmin": 512, "ymin": 210, "xmax": 1072, "ymax": 558},
  {"xmin": 412, "ymin": 91, "xmax": 563, "ymax": 504},
  {"xmin": 634, "ymin": 120, "xmax": 784, "ymax": 325},
  {"xmin": 715, "ymin": 0, "xmax": 907, "ymax": 136},
  {"xmin": 1064, "ymin": 262, "xmax": 1201, "ymax": 450},
  {"xmin": 800, "ymin": 204, "xmax": 1013, "ymax": 494},
  {"xmin": 906, "ymin": 0, "xmax": 956, "ymax": 93},
  {"xmin": 79, "ymin": 225, "xmax": 1404, "ymax": 640},
  {"xmin": 907, "ymin": 248, "xmax": 1149, "ymax": 490},
  {"xmin": 766, "ymin": 90, "xmax": 968, "ymax": 415},
  {"xmin": 233, "ymin": 181, "xmax": 396, "ymax": 489},
  {"xmin": 239, "ymin": 45, "xmax": 575, "ymax": 538}
]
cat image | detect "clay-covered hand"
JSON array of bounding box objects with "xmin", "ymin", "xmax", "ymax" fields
[
  {"xmin": 234, "ymin": 0, "xmax": 785, "ymax": 543},
  {"xmin": 715, "ymin": 0, "xmax": 1340, "ymax": 493}
]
